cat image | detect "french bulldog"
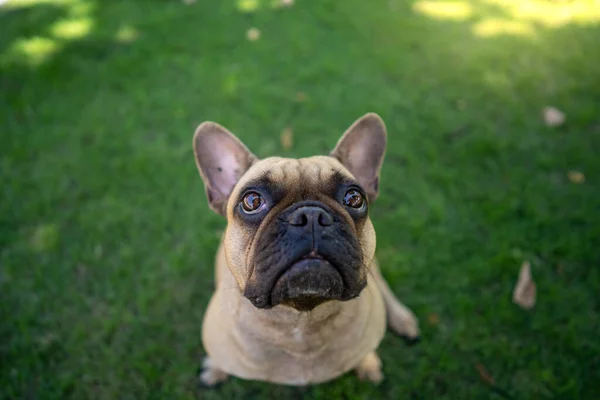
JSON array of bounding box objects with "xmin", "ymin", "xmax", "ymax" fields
[{"xmin": 193, "ymin": 113, "xmax": 419, "ymax": 386}]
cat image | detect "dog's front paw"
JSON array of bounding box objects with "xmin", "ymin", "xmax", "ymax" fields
[
  {"xmin": 355, "ymin": 351, "xmax": 384, "ymax": 384},
  {"xmin": 199, "ymin": 357, "xmax": 229, "ymax": 387},
  {"xmin": 388, "ymin": 303, "xmax": 420, "ymax": 341}
]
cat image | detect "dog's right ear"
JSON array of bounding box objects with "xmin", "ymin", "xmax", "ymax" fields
[{"xmin": 193, "ymin": 122, "xmax": 258, "ymax": 215}]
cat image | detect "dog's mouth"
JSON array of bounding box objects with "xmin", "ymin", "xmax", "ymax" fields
[
  {"xmin": 301, "ymin": 251, "xmax": 324, "ymax": 261},
  {"xmin": 269, "ymin": 253, "xmax": 345, "ymax": 311}
]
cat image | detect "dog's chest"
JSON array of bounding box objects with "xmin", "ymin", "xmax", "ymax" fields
[{"xmin": 203, "ymin": 277, "xmax": 386, "ymax": 385}]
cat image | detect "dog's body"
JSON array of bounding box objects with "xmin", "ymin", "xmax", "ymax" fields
[
  {"xmin": 193, "ymin": 115, "xmax": 419, "ymax": 386},
  {"xmin": 202, "ymin": 236, "xmax": 385, "ymax": 385}
]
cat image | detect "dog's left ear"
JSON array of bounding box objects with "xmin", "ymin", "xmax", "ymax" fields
[{"xmin": 330, "ymin": 113, "xmax": 387, "ymax": 201}]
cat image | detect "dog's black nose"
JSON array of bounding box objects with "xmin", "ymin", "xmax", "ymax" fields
[{"xmin": 287, "ymin": 206, "xmax": 333, "ymax": 227}]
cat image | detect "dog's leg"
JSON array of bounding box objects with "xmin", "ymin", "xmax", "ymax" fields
[
  {"xmin": 371, "ymin": 261, "xmax": 420, "ymax": 340},
  {"xmin": 199, "ymin": 357, "xmax": 229, "ymax": 387},
  {"xmin": 355, "ymin": 351, "xmax": 384, "ymax": 384}
]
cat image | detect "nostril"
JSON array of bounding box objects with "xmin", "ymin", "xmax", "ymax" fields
[
  {"xmin": 299, "ymin": 214, "xmax": 308, "ymax": 226},
  {"xmin": 287, "ymin": 206, "xmax": 333, "ymax": 227},
  {"xmin": 318, "ymin": 210, "xmax": 333, "ymax": 226},
  {"xmin": 288, "ymin": 211, "xmax": 308, "ymax": 226}
]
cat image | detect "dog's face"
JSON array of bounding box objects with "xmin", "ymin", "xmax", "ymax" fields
[{"xmin": 193, "ymin": 114, "xmax": 387, "ymax": 311}]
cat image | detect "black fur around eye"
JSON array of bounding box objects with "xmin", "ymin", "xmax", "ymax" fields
[
  {"xmin": 241, "ymin": 192, "xmax": 265, "ymax": 213},
  {"xmin": 342, "ymin": 189, "xmax": 364, "ymax": 209}
]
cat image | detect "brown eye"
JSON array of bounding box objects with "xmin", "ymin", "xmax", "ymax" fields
[
  {"xmin": 343, "ymin": 189, "xmax": 364, "ymax": 209},
  {"xmin": 241, "ymin": 192, "xmax": 264, "ymax": 213}
]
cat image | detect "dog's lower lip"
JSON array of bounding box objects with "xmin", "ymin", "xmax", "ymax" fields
[{"xmin": 269, "ymin": 257, "xmax": 344, "ymax": 309}]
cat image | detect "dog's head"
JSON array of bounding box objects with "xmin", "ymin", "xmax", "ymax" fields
[{"xmin": 193, "ymin": 113, "xmax": 386, "ymax": 311}]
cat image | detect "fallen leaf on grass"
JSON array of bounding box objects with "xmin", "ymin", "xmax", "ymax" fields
[
  {"xmin": 115, "ymin": 26, "xmax": 139, "ymax": 43},
  {"xmin": 427, "ymin": 313, "xmax": 439, "ymax": 325},
  {"xmin": 567, "ymin": 170, "xmax": 585, "ymax": 184},
  {"xmin": 76, "ymin": 263, "xmax": 87, "ymax": 281},
  {"xmin": 280, "ymin": 127, "xmax": 293, "ymax": 150},
  {"xmin": 513, "ymin": 261, "xmax": 536, "ymax": 310},
  {"xmin": 38, "ymin": 333, "xmax": 58, "ymax": 348},
  {"xmin": 94, "ymin": 244, "xmax": 103, "ymax": 259},
  {"xmin": 475, "ymin": 363, "xmax": 495, "ymax": 385},
  {"xmin": 246, "ymin": 28, "xmax": 261, "ymax": 41},
  {"xmin": 295, "ymin": 91, "xmax": 308, "ymax": 102},
  {"xmin": 542, "ymin": 106, "xmax": 565, "ymax": 127},
  {"xmin": 30, "ymin": 223, "xmax": 59, "ymax": 252}
]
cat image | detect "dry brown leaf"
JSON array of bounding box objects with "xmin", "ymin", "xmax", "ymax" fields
[
  {"xmin": 295, "ymin": 91, "xmax": 308, "ymax": 102},
  {"xmin": 567, "ymin": 170, "xmax": 585, "ymax": 184},
  {"xmin": 542, "ymin": 106, "xmax": 565, "ymax": 127},
  {"xmin": 475, "ymin": 363, "xmax": 495, "ymax": 385},
  {"xmin": 115, "ymin": 26, "xmax": 139, "ymax": 43},
  {"xmin": 94, "ymin": 244, "xmax": 103, "ymax": 259},
  {"xmin": 246, "ymin": 28, "xmax": 261, "ymax": 41},
  {"xmin": 38, "ymin": 333, "xmax": 58, "ymax": 349},
  {"xmin": 513, "ymin": 261, "xmax": 536, "ymax": 309},
  {"xmin": 427, "ymin": 313, "xmax": 440, "ymax": 325},
  {"xmin": 281, "ymin": 127, "xmax": 293, "ymax": 150},
  {"xmin": 76, "ymin": 263, "xmax": 87, "ymax": 277}
]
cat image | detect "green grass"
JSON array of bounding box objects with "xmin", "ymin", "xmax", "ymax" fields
[{"xmin": 1, "ymin": 0, "xmax": 600, "ymax": 398}]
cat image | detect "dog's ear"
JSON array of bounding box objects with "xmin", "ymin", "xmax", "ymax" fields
[
  {"xmin": 330, "ymin": 113, "xmax": 387, "ymax": 202},
  {"xmin": 193, "ymin": 122, "xmax": 258, "ymax": 215}
]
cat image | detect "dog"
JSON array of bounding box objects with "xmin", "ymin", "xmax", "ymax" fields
[{"xmin": 193, "ymin": 113, "xmax": 419, "ymax": 386}]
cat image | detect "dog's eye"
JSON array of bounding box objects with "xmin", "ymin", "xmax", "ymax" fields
[
  {"xmin": 241, "ymin": 192, "xmax": 265, "ymax": 213},
  {"xmin": 343, "ymin": 189, "xmax": 364, "ymax": 209}
]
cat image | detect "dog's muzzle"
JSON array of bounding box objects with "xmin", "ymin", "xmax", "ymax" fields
[{"xmin": 244, "ymin": 201, "xmax": 366, "ymax": 311}]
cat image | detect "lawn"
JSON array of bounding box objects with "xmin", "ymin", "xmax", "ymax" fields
[{"xmin": 1, "ymin": 0, "xmax": 599, "ymax": 398}]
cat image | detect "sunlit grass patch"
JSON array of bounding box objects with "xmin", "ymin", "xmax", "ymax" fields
[
  {"xmin": 412, "ymin": 0, "xmax": 600, "ymax": 37},
  {"xmin": 2, "ymin": 0, "xmax": 79, "ymax": 9},
  {"xmin": 413, "ymin": 1, "xmax": 473, "ymax": 21},
  {"xmin": 473, "ymin": 18, "xmax": 535, "ymax": 37},
  {"xmin": 50, "ymin": 16, "xmax": 92, "ymax": 40},
  {"xmin": 3, "ymin": 36, "xmax": 61, "ymax": 65}
]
